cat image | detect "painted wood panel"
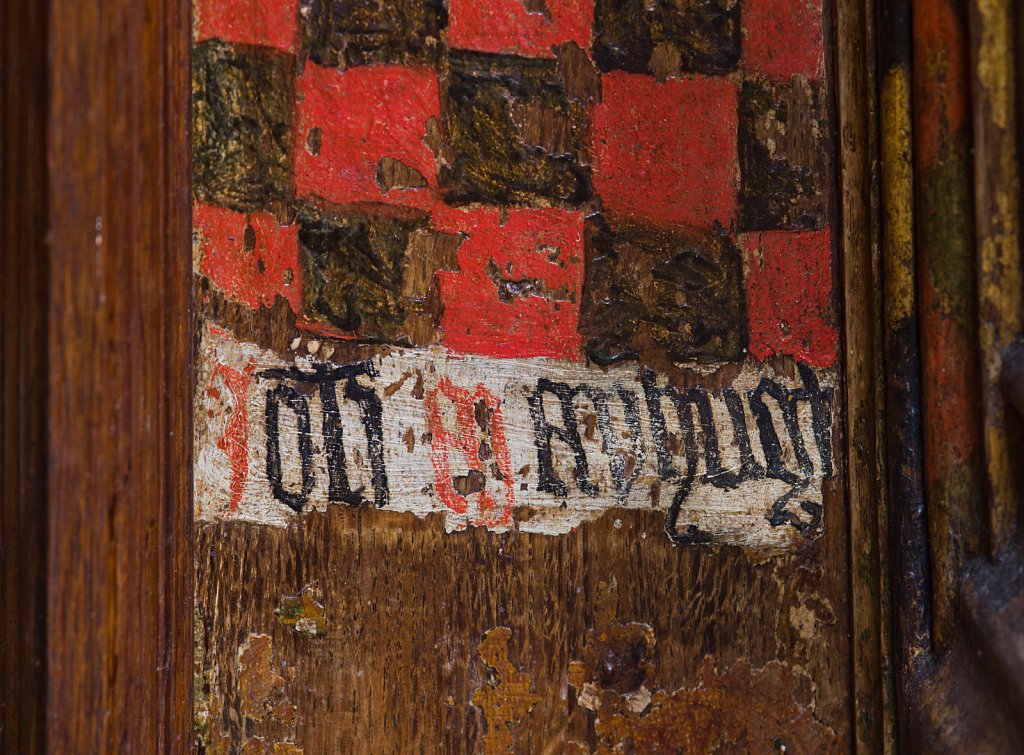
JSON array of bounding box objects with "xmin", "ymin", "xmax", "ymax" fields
[{"xmin": 191, "ymin": 0, "xmax": 852, "ymax": 751}]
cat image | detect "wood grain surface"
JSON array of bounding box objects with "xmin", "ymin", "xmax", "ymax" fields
[
  {"xmin": 2, "ymin": 0, "xmax": 194, "ymax": 751},
  {"xmin": 196, "ymin": 503, "xmax": 852, "ymax": 753},
  {"xmin": 834, "ymin": 0, "xmax": 890, "ymax": 750},
  {"xmin": 2, "ymin": 1, "xmax": 50, "ymax": 751}
]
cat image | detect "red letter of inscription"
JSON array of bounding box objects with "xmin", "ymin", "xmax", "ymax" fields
[
  {"xmin": 425, "ymin": 379, "xmax": 516, "ymax": 528},
  {"xmin": 207, "ymin": 362, "xmax": 252, "ymax": 514}
]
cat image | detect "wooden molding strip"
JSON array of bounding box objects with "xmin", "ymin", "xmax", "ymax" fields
[
  {"xmin": 835, "ymin": 0, "xmax": 891, "ymax": 750},
  {"xmin": 2, "ymin": 0, "xmax": 194, "ymax": 750}
]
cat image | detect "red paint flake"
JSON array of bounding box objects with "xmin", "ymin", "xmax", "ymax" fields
[
  {"xmin": 425, "ymin": 379, "xmax": 516, "ymax": 528},
  {"xmin": 294, "ymin": 316, "xmax": 365, "ymax": 342},
  {"xmin": 195, "ymin": 204, "xmax": 302, "ymax": 313},
  {"xmin": 589, "ymin": 72, "xmax": 738, "ymax": 231},
  {"xmin": 208, "ymin": 324, "xmax": 233, "ymax": 338},
  {"xmin": 447, "ymin": 0, "xmax": 593, "ymax": 58},
  {"xmin": 194, "ymin": 0, "xmax": 298, "ymax": 52},
  {"xmin": 294, "ymin": 64, "xmax": 440, "ymax": 208},
  {"xmin": 434, "ymin": 206, "xmax": 584, "ymax": 360},
  {"xmin": 744, "ymin": 229, "xmax": 836, "ymax": 367},
  {"xmin": 208, "ymin": 362, "xmax": 253, "ymax": 513},
  {"xmin": 742, "ymin": 0, "xmax": 824, "ymax": 81}
]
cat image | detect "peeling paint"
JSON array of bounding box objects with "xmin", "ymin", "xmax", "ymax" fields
[
  {"xmin": 580, "ymin": 657, "xmax": 840, "ymax": 754},
  {"xmin": 472, "ymin": 627, "xmax": 541, "ymax": 753},
  {"xmin": 275, "ymin": 584, "xmax": 328, "ymax": 637},
  {"xmin": 194, "ymin": 604, "xmax": 215, "ymax": 751},
  {"xmin": 975, "ymin": 0, "xmax": 1009, "ymax": 129},
  {"xmin": 237, "ymin": 634, "xmax": 295, "ymax": 724},
  {"xmin": 239, "ymin": 738, "xmax": 304, "ymax": 755},
  {"xmin": 447, "ymin": 0, "xmax": 593, "ymax": 58},
  {"xmin": 195, "ymin": 324, "xmax": 835, "ymax": 548},
  {"xmin": 567, "ymin": 581, "xmax": 840, "ymax": 753}
]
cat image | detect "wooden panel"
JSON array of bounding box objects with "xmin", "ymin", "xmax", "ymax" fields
[
  {"xmin": 1, "ymin": 0, "xmax": 193, "ymax": 751},
  {"xmin": 191, "ymin": 1, "xmax": 859, "ymax": 751},
  {"xmin": 196, "ymin": 506, "xmax": 851, "ymax": 752}
]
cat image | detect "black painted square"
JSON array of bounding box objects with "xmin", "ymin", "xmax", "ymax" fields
[
  {"xmin": 580, "ymin": 219, "xmax": 747, "ymax": 366},
  {"xmin": 739, "ymin": 77, "xmax": 828, "ymax": 231}
]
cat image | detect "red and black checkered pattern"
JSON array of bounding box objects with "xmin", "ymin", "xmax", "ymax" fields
[{"xmin": 193, "ymin": 0, "xmax": 836, "ymax": 369}]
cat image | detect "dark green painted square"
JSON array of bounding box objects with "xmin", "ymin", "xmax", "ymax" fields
[
  {"xmin": 299, "ymin": 0, "xmax": 447, "ymax": 67},
  {"xmin": 440, "ymin": 51, "xmax": 591, "ymax": 206},
  {"xmin": 193, "ymin": 41, "xmax": 295, "ymax": 212},
  {"xmin": 299, "ymin": 206, "xmax": 429, "ymax": 342},
  {"xmin": 593, "ymin": 0, "xmax": 740, "ymax": 76}
]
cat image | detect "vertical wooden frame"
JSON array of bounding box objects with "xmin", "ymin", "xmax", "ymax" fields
[
  {"xmin": 835, "ymin": 0, "xmax": 892, "ymax": 750},
  {"xmin": 2, "ymin": 2, "xmax": 50, "ymax": 751},
  {"xmin": 2, "ymin": 0, "xmax": 193, "ymax": 751}
]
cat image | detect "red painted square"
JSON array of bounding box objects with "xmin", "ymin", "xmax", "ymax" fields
[
  {"xmin": 447, "ymin": 0, "xmax": 593, "ymax": 58},
  {"xmin": 589, "ymin": 72, "xmax": 738, "ymax": 231},
  {"xmin": 742, "ymin": 0, "xmax": 824, "ymax": 81},
  {"xmin": 294, "ymin": 64, "xmax": 441, "ymax": 209},
  {"xmin": 434, "ymin": 207, "xmax": 584, "ymax": 360},
  {"xmin": 195, "ymin": 204, "xmax": 303, "ymax": 313},
  {"xmin": 195, "ymin": 0, "xmax": 298, "ymax": 52},
  {"xmin": 744, "ymin": 229, "xmax": 836, "ymax": 367}
]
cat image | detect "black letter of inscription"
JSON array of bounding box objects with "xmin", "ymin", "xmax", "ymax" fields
[
  {"xmin": 658, "ymin": 380, "xmax": 745, "ymax": 545},
  {"xmin": 748, "ymin": 371, "xmax": 832, "ymax": 537},
  {"xmin": 722, "ymin": 388, "xmax": 765, "ymax": 479},
  {"xmin": 641, "ymin": 369, "xmax": 678, "ymax": 481},
  {"xmin": 265, "ymin": 384, "xmax": 315, "ymax": 512},
  {"xmin": 341, "ymin": 373, "xmax": 389, "ymax": 508},
  {"xmin": 644, "ymin": 370, "xmax": 784, "ymax": 546},
  {"xmin": 319, "ymin": 380, "xmax": 356, "ymax": 504},
  {"xmin": 797, "ymin": 363, "xmax": 834, "ymax": 478},
  {"xmin": 602, "ymin": 387, "xmax": 645, "ymax": 500},
  {"xmin": 528, "ymin": 379, "xmax": 598, "ymax": 497},
  {"xmin": 261, "ymin": 363, "xmax": 390, "ymax": 509}
]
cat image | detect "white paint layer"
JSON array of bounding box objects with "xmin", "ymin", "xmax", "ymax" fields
[{"xmin": 195, "ymin": 325, "xmax": 836, "ymax": 548}]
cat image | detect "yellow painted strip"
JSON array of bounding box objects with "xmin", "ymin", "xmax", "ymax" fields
[
  {"xmin": 880, "ymin": 65, "xmax": 915, "ymax": 328},
  {"xmin": 977, "ymin": 0, "xmax": 1010, "ymax": 129}
]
